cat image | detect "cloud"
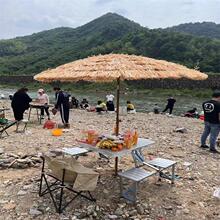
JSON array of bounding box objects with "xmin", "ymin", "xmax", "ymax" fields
[
  {"xmin": 182, "ymin": 0, "xmax": 194, "ymax": 5},
  {"xmin": 0, "ymin": 0, "xmax": 219, "ymax": 39},
  {"xmin": 95, "ymin": 0, "xmax": 117, "ymax": 5}
]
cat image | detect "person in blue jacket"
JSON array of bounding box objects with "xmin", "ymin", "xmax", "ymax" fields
[{"xmin": 53, "ymin": 87, "xmax": 70, "ymax": 128}]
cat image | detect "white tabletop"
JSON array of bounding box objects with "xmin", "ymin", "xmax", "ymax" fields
[
  {"xmin": 62, "ymin": 147, "xmax": 88, "ymax": 156},
  {"xmin": 79, "ymin": 138, "xmax": 154, "ymax": 158}
]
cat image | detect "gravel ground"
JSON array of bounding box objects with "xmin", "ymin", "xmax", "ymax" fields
[{"xmin": 0, "ymin": 100, "xmax": 220, "ymax": 220}]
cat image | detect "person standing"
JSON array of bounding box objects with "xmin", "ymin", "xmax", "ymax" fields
[
  {"xmin": 53, "ymin": 87, "xmax": 70, "ymax": 128},
  {"xmin": 201, "ymin": 91, "xmax": 220, "ymax": 153},
  {"xmin": 11, "ymin": 88, "xmax": 32, "ymax": 121},
  {"xmin": 37, "ymin": 89, "xmax": 50, "ymax": 120},
  {"xmin": 162, "ymin": 96, "xmax": 176, "ymax": 114}
]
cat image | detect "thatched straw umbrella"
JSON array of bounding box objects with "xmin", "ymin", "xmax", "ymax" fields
[
  {"xmin": 34, "ymin": 54, "xmax": 207, "ymax": 173},
  {"xmin": 34, "ymin": 53, "xmax": 207, "ymax": 131}
]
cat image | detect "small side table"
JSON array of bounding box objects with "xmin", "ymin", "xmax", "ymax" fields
[{"xmin": 62, "ymin": 147, "xmax": 89, "ymax": 159}]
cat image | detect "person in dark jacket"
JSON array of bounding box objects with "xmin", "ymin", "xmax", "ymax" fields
[
  {"xmin": 184, "ymin": 108, "xmax": 198, "ymax": 118},
  {"xmin": 162, "ymin": 96, "xmax": 176, "ymax": 114},
  {"xmin": 53, "ymin": 87, "xmax": 70, "ymax": 128},
  {"xmin": 71, "ymin": 97, "xmax": 79, "ymax": 108},
  {"xmin": 11, "ymin": 88, "xmax": 32, "ymax": 121},
  {"xmin": 201, "ymin": 91, "xmax": 220, "ymax": 153}
]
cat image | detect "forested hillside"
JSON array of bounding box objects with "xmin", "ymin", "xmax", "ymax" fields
[
  {"xmin": 166, "ymin": 22, "xmax": 220, "ymax": 39},
  {"xmin": 0, "ymin": 13, "xmax": 220, "ymax": 76}
]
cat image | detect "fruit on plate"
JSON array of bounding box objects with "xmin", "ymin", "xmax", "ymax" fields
[
  {"xmin": 96, "ymin": 139, "xmax": 117, "ymax": 149},
  {"xmin": 117, "ymin": 144, "xmax": 123, "ymax": 151}
]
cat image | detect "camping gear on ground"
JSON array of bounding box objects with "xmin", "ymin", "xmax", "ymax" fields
[
  {"xmin": 132, "ymin": 148, "xmax": 177, "ymax": 184},
  {"xmin": 39, "ymin": 155, "xmax": 98, "ymax": 213},
  {"xmin": 0, "ymin": 120, "xmax": 17, "ymax": 138},
  {"xmin": 118, "ymin": 148, "xmax": 177, "ymax": 203},
  {"xmin": 43, "ymin": 120, "xmax": 56, "ymax": 129},
  {"xmin": 118, "ymin": 168, "xmax": 156, "ymax": 203},
  {"xmin": 28, "ymin": 102, "xmax": 53, "ymax": 124},
  {"xmin": 79, "ymin": 138, "xmax": 154, "ymax": 175},
  {"xmin": 0, "ymin": 118, "xmax": 8, "ymax": 124},
  {"xmin": 62, "ymin": 147, "xmax": 89, "ymax": 159},
  {"xmin": 51, "ymin": 128, "xmax": 63, "ymax": 136}
]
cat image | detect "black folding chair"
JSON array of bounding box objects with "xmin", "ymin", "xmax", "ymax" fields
[
  {"xmin": 39, "ymin": 156, "xmax": 98, "ymax": 213},
  {"xmin": 0, "ymin": 120, "xmax": 17, "ymax": 138}
]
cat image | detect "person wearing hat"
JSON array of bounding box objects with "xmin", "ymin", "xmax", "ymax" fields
[{"xmin": 37, "ymin": 89, "xmax": 50, "ymax": 120}]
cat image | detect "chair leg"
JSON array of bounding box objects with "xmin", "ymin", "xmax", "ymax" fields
[
  {"xmin": 133, "ymin": 182, "xmax": 138, "ymax": 203},
  {"xmin": 171, "ymin": 164, "xmax": 175, "ymax": 184},
  {"xmin": 39, "ymin": 157, "xmax": 45, "ymax": 196},
  {"xmin": 87, "ymin": 191, "xmax": 96, "ymax": 201},
  {"xmin": 23, "ymin": 122, "xmax": 28, "ymax": 132},
  {"xmin": 39, "ymin": 157, "xmax": 58, "ymax": 212},
  {"xmin": 119, "ymin": 176, "xmax": 123, "ymax": 197},
  {"xmin": 43, "ymin": 173, "xmax": 59, "ymax": 212},
  {"xmin": 58, "ymin": 169, "xmax": 66, "ymax": 213},
  {"xmin": 36, "ymin": 109, "xmax": 39, "ymax": 122},
  {"xmin": 28, "ymin": 107, "xmax": 32, "ymax": 121},
  {"xmin": 158, "ymin": 169, "xmax": 162, "ymax": 182}
]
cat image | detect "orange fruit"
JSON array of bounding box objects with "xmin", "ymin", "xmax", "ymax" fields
[{"xmin": 117, "ymin": 144, "xmax": 123, "ymax": 151}]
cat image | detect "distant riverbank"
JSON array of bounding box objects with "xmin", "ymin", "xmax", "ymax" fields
[{"xmin": 0, "ymin": 86, "xmax": 211, "ymax": 115}]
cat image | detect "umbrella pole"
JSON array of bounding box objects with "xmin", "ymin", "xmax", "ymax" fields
[
  {"xmin": 116, "ymin": 77, "xmax": 120, "ymax": 136},
  {"xmin": 115, "ymin": 77, "xmax": 120, "ymax": 175}
]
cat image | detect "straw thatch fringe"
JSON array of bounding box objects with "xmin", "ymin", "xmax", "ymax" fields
[{"xmin": 34, "ymin": 54, "xmax": 208, "ymax": 82}]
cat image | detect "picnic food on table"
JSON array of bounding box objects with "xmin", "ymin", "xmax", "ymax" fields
[{"xmin": 78, "ymin": 130, "xmax": 138, "ymax": 151}]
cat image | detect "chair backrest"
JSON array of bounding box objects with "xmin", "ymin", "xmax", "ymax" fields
[
  {"xmin": 45, "ymin": 156, "xmax": 77, "ymax": 184},
  {"xmin": 131, "ymin": 149, "xmax": 145, "ymax": 167},
  {"xmin": 44, "ymin": 155, "xmax": 99, "ymax": 191}
]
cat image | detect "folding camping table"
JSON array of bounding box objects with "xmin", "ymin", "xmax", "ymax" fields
[
  {"xmin": 28, "ymin": 102, "xmax": 53, "ymax": 124},
  {"xmin": 79, "ymin": 138, "xmax": 155, "ymax": 175}
]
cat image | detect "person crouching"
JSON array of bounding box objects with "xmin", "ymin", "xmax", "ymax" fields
[{"xmin": 96, "ymin": 101, "xmax": 107, "ymax": 114}]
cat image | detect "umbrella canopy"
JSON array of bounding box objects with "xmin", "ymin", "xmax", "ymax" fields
[{"xmin": 34, "ymin": 54, "xmax": 207, "ymax": 82}]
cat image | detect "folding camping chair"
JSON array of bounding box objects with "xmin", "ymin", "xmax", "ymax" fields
[
  {"xmin": 0, "ymin": 119, "xmax": 17, "ymax": 138},
  {"xmin": 39, "ymin": 155, "xmax": 99, "ymax": 213},
  {"xmin": 132, "ymin": 148, "xmax": 177, "ymax": 184}
]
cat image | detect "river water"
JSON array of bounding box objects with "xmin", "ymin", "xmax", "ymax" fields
[{"xmin": 0, "ymin": 88, "xmax": 207, "ymax": 115}]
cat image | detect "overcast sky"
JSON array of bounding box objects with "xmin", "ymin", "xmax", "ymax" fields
[{"xmin": 0, "ymin": 0, "xmax": 220, "ymax": 39}]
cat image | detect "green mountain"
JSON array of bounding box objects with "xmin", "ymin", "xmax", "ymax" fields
[
  {"xmin": 166, "ymin": 22, "xmax": 220, "ymax": 39},
  {"xmin": 0, "ymin": 13, "xmax": 142, "ymax": 75},
  {"xmin": 0, "ymin": 13, "xmax": 220, "ymax": 76}
]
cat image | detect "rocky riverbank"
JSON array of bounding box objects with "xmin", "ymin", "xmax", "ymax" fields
[{"xmin": 0, "ymin": 100, "xmax": 220, "ymax": 220}]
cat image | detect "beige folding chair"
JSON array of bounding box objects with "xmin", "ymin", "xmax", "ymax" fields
[{"xmin": 39, "ymin": 155, "xmax": 99, "ymax": 213}]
